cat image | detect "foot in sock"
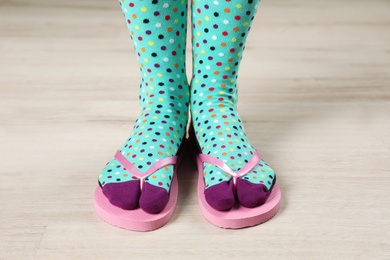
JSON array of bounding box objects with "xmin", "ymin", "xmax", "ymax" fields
[
  {"xmin": 98, "ymin": 0, "xmax": 189, "ymax": 214},
  {"xmin": 190, "ymin": 0, "xmax": 276, "ymax": 211}
]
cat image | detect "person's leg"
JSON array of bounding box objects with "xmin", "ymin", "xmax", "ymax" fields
[
  {"xmin": 190, "ymin": 0, "xmax": 275, "ymax": 210},
  {"xmin": 98, "ymin": 0, "xmax": 189, "ymax": 214}
]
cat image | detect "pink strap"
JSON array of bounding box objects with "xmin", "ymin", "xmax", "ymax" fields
[
  {"xmin": 198, "ymin": 151, "xmax": 261, "ymax": 185},
  {"xmin": 115, "ymin": 151, "xmax": 178, "ymax": 188}
]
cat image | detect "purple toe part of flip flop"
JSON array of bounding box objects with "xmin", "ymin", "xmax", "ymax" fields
[
  {"xmin": 102, "ymin": 180, "xmax": 141, "ymax": 210},
  {"xmin": 204, "ymin": 181, "xmax": 235, "ymax": 211},
  {"xmin": 140, "ymin": 182, "xmax": 169, "ymax": 214},
  {"xmin": 236, "ymin": 178, "xmax": 271, "ymax": 208}
]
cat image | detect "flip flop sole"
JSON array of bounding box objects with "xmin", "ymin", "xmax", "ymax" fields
[
  {"xmin": 94, "ymin": 170, "xmax": 178, "ymax": 232},
  {"xmin": 197, "ymin": 157, "xmax": 281, "ymax": 229}
]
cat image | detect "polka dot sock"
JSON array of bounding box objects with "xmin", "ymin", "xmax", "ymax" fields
[
  {"xmin": 98, "ymin": 0, "xmax": 189, "ymax": 214},
  {"xmin": 190, "ymin": 0, "xmax": 276, "ymax": 211}
]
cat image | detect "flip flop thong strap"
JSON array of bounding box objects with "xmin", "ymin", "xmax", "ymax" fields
[
  {"xmin": 115, "ymin": 150, "xmax": 178, "ymax": 180},
  {"xmin": 198, "ymin": 151, "xmax": 261, "ymax": 179}
]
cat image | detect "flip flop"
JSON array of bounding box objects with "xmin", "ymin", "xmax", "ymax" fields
[
  {"xmin": 94, "ymin": 142, "xmax": 186, "ymax": 232},
  {"xmin": 190, "ymin": 130, "xmax": 281, "ymax": 229}
]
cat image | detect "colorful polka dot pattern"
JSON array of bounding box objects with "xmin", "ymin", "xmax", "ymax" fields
[
  {"xmin": 99, "ymin": 0, "xmax": 189, "ymax": 192},
  {"xmin": 190, "ymin": 0, "xmax": 275, "ymax": 190}
]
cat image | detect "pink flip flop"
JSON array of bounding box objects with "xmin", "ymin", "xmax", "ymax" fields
[
  {"xmin": 191, "ymin": 134, "xmax": 281, "ymax": 229},
  {"xmin": 94, "ymin": 144, "xmax": 186, "ymax": 232}
]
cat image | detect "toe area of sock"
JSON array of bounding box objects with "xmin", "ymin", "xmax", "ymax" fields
[
  {"xmin": 236, "ymin": 178, "xmax": 271, "ymax": 208},
  {"xmin": 204, "ymin": 181, "xmax": 235, "ymax": 211},
  {"xmin": 102, "ymin": 180, "xmax": 141, "ymax": 210},
  {"xmin": 139, "ymin": 182, "xmax": 169, "ymax": 214}
]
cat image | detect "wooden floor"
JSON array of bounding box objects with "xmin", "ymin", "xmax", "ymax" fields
[{"xmin": 1, "ymin": 0, "xmax": 389, "ymax": 259}]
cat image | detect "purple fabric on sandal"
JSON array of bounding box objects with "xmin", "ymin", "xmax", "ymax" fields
[
  {"xmin": 102, "ymin": 180, "xmax": 141, "ymax": 210},
  {"xmin": 236, "ymin": 178, "xmax": 271, "ymax": 208},
  {"xmin": 140, "ymin": 182, "xmax": 169, "ymax": 214},
  {"xmin": 204, "ymin": 181, "xmax": 235, "ymax": 211}
]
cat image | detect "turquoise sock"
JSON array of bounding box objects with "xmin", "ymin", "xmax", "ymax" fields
[
  {"xmin": 99, "ymin": 0, "xmax": 189, "ymax": 213},
  {"xmin": 190, "ymin": 0, "xmax": 276, "ymax": 210}
]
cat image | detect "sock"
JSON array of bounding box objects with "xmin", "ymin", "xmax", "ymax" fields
[
  {"xmin": 98, "ymin": 0, "xmax": 189, "ymax": 214},
  {"xmin": 190, "ymin": 0, "xmax": 275, "ymax": 210}
]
